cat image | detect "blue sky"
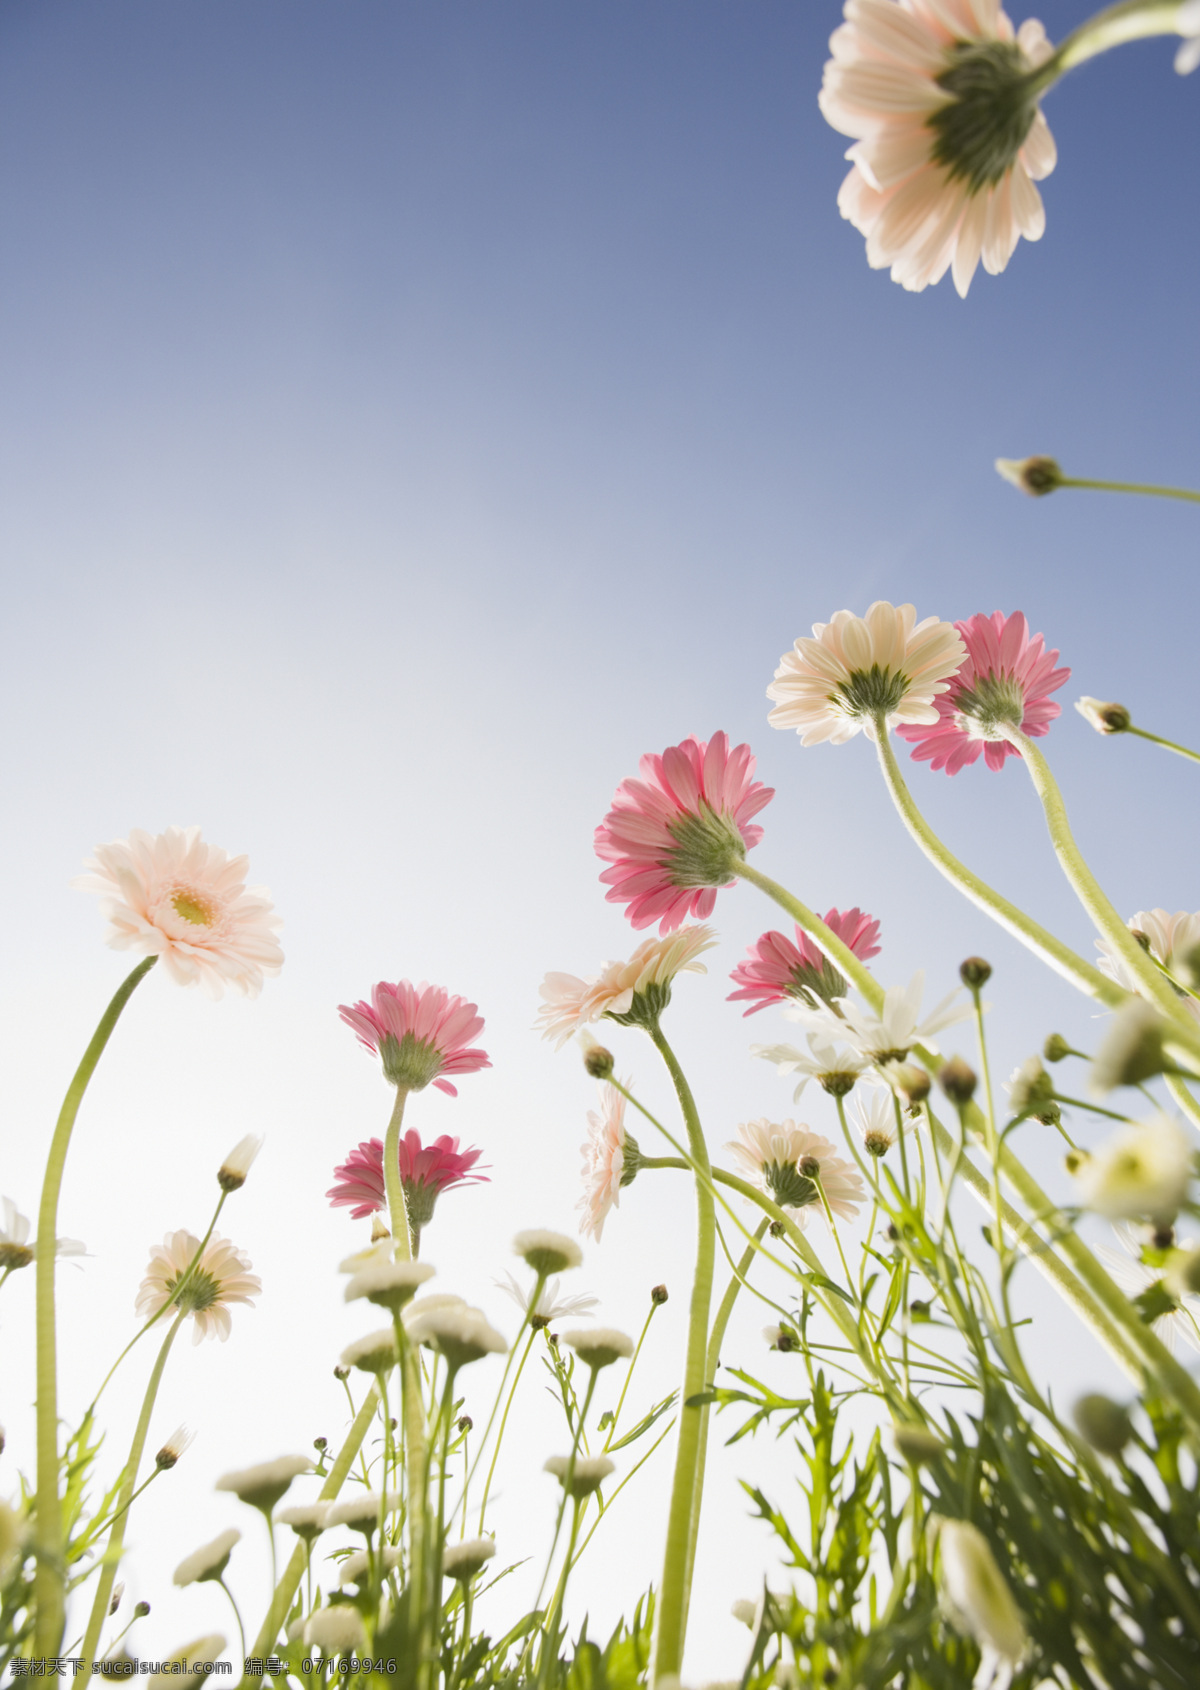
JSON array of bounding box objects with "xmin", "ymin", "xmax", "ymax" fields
[{"xmin": 0, "ymin": 1, "xmax": 1196, "ymax": 1675}]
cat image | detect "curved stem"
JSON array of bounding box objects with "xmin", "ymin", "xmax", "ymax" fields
[
  {"xmin": 35, "ymin": 955, "xmax": 157, "ymax": 1658},
  {"xmin": 603, "ymin": 1302, "xmax": 660, "ymax": 1454},
  {"xmin": 871, "ymin": 722, "xmax": 1125, "ymax": 1005},
  {"xmin": 647, "ymin": 1022, "xmax": 716, "ymax": 1684},
  {"xmin": 731, "ymin": 860, "xmax": 883, "ymax": 1010},
  {"xmin": 237, "ymin": 1385, "xmax": 380, "ymax": 1683},
  {"xmin": 1037, "ymin": 0, "xmax": 1192, "ymax": 82},
  {"xmin": 1126, "ymin": 723, "xmax": 1200, "ymax": 763},
  {"xmin": 1058, "ymin": 476, "xmax": 1200, "ymax": 505},
  {"xmin": 78, "ymin": 1311, "xmax": 184, "ymax": 1675},
  {"xmin": 218, "ymin": 1577, "xmax": 247, "ymax": 1664},
  {"xmin": 477, "ymin": 1329, "xmax": 537, "ymax": 1532}
]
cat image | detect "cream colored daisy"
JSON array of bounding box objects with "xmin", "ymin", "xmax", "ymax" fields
[
  {"xmin": 577, "ymin": 1082, "xmax": 636, "ymax": 1243},
  {"xmin": 768, "ymin": 603, "xmax": 965, "ymax": 745},
  {"xmin": 1095, "ymin": 908, "xmax": 1200, "ymax": 1023},
  {"xmin": 75, "ymin": 825, "xmax": 283, "ymax": 998},
  {"xmin": 536, "ymin": 925, "xmax": 717, "ymax": 1048},
  {"xmin": 135, "ymin": 1230, "xmax": 260, "ymax": 1343},
  {"xmin": 726, "ymin": 1120, "xmax": 864, "ymax": 1227}
]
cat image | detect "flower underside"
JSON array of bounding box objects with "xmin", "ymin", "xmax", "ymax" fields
[
  {"xmin": 605, "ymin": 979, "xmax": 673, "ymax": 1030},
  {"xmin": 787, "ymin": 958, "xmax": 849, "ymax": 1010},
  {"xmin": 664, "ymin": 804, "xmax": 746, "ymax": 888},
  {"xmin": 930, "ymin": 41, "xmax": 1040, "ymax": 195},
  {"xmin": 379, "ymin": 1031, "xmax": 445, "ymax": 1091},
  {"xmin": 168, "ymin": 1267, "xmax": 221, "ymax": 1315},
  {"xmin": 836, "ymin": 664, "xmax": 909, "ymax": 721},
  {"xmin": 765, "ymin": 1160, "xmax": 819, "ymax": 1210},
  {"xmin": 954, "ymin": 673, "xmax": 1027, "ymax": 737}
]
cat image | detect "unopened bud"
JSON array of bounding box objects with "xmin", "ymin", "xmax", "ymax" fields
[
  {"xmin": 651, "ymin": 1284, "xmax": 669, "ymax": 1305},
  {"xmin": 938, "ymin": 1057, "xmax": 977, "ymax": 1107},
  {"xmin": 370, "ymin": 1213, "xmax": 391, "ymax": 1244},
  {"xmin": 891, "ymin": 1425, "xmax": 945, "ymax": 1465},
  {"xmin": 768, "ymin": 1220, "xmax": 785, "ymax": 1238},
  {"xmin": 886, "ymin": 1062, "xmax": 931, "ymax": 1105},
  {"xmin": 995, "ymin": 454, "xmax": 1062, "ymax": 496},
  {"xmin": 457, "ymin": 1415, "xmax": 474, "ymax": 1434},
  {"xmin": 313, "ymin": 1437, "xmax": 328, "ymax": 1452},
  {"xmin": 1090, "ymin": 1000, "xmax": 1169, "ymax": 1094},
  {"xmin": 155, "ymin": 1425, "xmax": 195, "ymax": 1470},
  {"xmin": 134, "ymin": 1601, "xmax": 151, "ymax": 1618},
  {"xmin": 1072, "ymin": 1392, "xmax": 1132, "ymax": 1456},
  {"xmin": 334, "ymin": 1364, "xmax": 350, "ymax": 1381},
  {"xmin": 583, "ymin": 1043, "xmax": 615, "ymax": 1080},
  {"xmin": 1043, "ymin": 1033, "xmax": 1071, "ymax": 1064},
  {"xmin": 959, "ymin": 957, "xmax": 992, "ymax": 990},
  {"xmin": 109, "ymin": 1583, "xmax": 125, "ymax": 1616},
  {"xmin": 217, "ymin": 1133, "xmax": 263, "ymax": 1193},
  {"xmin": 799, "ymin": 1154, "xmax": 820, "ymax": 1179},
  {"xmin": 1075, "ymin": 696, "xmax": 1131, "ymax": 735},
  {"xmin": 909, "ymin": 1299, "xmax": 931, "ymax": 1322}
]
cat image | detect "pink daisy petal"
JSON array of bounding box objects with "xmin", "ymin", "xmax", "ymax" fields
[
  {"xmin": 728, "ymin": 907, "xmax": 882, "ymax": 1015},
  {"xmin": 338, "ymin": 980, "xmax": 491, "ymax": 1094}
]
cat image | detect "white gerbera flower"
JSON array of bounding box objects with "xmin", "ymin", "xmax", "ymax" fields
[
  {"xmin": 1072, "ymin": 1115, "xmax": 1194, "ymax": 1226},
  {"xmin": 214, "ymin": 1455, "xmax": 311, "ymax": 1512},
  {"xmin": 0, "ymin": 1196, "xmax": 86, "ymax": 1271},
  {"xmin": 536, "ymin": 926, "xmax": 717, "ymax": 1048},
  {"xmin": 512, "ymin": 1230, "xmax": 582, "ymax": 1276},
  {"xmin": 495, "ymin": 1272, "xmax": 599, "ymax": 1324},
  {"xmin": 74, "ymin": 825, "xmax": 283, "ymax": 998},
  {"xmin": 577, "ymin": 1082, "xmax": 635, "ymax": 1243},
  {"xmin": 854, "ymin": 1088, "xmax": 898, "ymax": 1157},
  {"xmin": 788, "ymin": 971, "xmax": 971, "ymax": 1064},
  {"xmin": 217, "ymin": 1134, "xmax": 263, "ymax": 1193},
  {"xmin": 768, "ymin": 603, "xmax": 965, "ymax": 745},
  {"xmin": 442, "ymin": 1537, "xmax": 496, "ymax": 1580},
  {"xmin": 726, "ymin": 1120, "xmax": 864, "ymax": 1227},
  {"xmin": 820, "ymin": 0, "xmax": 1057, "ymax": 297},
  {"xmin": 1095, "ymin": 908, "xmax": 1200, "ymax": 1023},
  {"xmin": 338, "ymin": 1545, "xmax": 401, "ymax": 1587},
  {"xmin": 752, "ymin": 1032, "xmax": 873, "ymax": 1102},
  {"xmin": 544, "ymin": 1454, "xmax": 614, "ymax": 1497},
  {"xmin": 304, "ymin": 1606, "xmax": 366, "ymax": 1655},
  {"xmin": 403, "ymin": 1303, "xmax": 507, "ymax": 1369},
  {"xmin": 1097, "ymin": 1223, "xmax": 1200, "ymax": 1358},
  {"xmin": 135, "ymin": 1230, "xmax": 260, "ymax": 1344},
  {"xmin": 173, "ymin": 1528, "xmax": 240, "ymax": 1587}
]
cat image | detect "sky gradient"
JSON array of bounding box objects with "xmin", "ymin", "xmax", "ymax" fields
[{"xmin": 0, "ymin": 2, "xmax": 1196, "ymax": 1676}]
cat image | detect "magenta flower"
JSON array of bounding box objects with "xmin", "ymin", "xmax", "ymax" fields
[
  {"xmin": 896, "ymin": 611, "xmax": 1069, "ymax": 775},
  {"xmin": 339, "ymin": 980, "xmax": 490, "ymax": 1096},
  {"xmin": 728, "ymin": 908, "xmax": 882, "ymax": 1016},
  {"xmin": 328, "ymin": 1132, "xmax": 488, "ymax": 1231},
  {"xmin": 594, "ymin": 732, "xmax": 774, "ymax": 934}
]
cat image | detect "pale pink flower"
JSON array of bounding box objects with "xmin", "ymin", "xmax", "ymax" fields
[
  {"xmin": 74, "ymin": 826, "xmax": 283, "ymax": 998},
  {"xmin": 135, "ymin": 1230, "xmax": 260, "ymax": 1344},
  {"xmin": 577, "ymin": 1083, "xmax": 636, "ymax": 1242},
  {"xmin": 594, "ymin": 734, "xmax": 773, "ymax": 934},
  {"xmin": 537, "ymin": 926, "xmax": 717, "ymax": 1048},
  {"xmin": 729, "ymin": 908, "xmax": 881, "ymax": 1015},
  {"xmin": 327, "ymin": 1131, "xmax": 488, "ymax": 1228},
  {"xmin": 726, "ymin": 1120, "xmax": 864, "ymax": 1228},
  {"xmin": 820, "ymin": 0, "xmax": 1057, "ymax": 297},
  {"xmin": 897, "ymin": 611, "xmax": 1069, "ymax": 773},
  {"xmin": 768, "ymin": 603, "xmax": 965, "ymax": 745},
  {"xmin": 1096, "ymin": 909, "xmax": 1200, "ymax": 1023},
  {"xmin": 339, "ymin": 980, "xmax": 490, "ymax": 1095}
]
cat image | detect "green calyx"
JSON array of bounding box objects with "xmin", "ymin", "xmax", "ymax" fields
[
  {"xmin": 955, "ymin": 672, "xmax": 1027, "ymax": 736},
  {"xmin": 169, "ymin": 1266, "xmax": 221, "ymax": 1316},
  {"xmin": 929, "ymin": 40, "xmax": 1040, "ymax": 195},
  {"xmin": 764, "ymin": 1160, "xmax": 819, "ymax": 1211},
  {"xmin": 379, "ymin": 1031, "xmax": 445, "ymax": 1091},
  {"xmin": 836, "ymin": 664, "xmax": 909, "ymax": 722},
  {"xmin": 786, "ymin": 957, "xmax": 849, "ymax": 1010},
  {"xmin": 606, "ymin": 980, "xmax": 673, "ymax": 1030},
  {"xmin": 664, "ymin": 803, "xmax": 745, "ymax": 888},
  {"xmin": 619, "ymin": 1131, "xmax": 642, "ymax": 1188}
]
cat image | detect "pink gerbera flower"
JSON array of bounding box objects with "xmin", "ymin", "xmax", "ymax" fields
[
  {"xmin": 896, "ymin": 611, "xmax": 1069, "ymax": 774},
  {"xmin": 339, "ymin": 980, "xmax": 490, "ymax": 1095},
  {"xmin": 328, "ymin": 1132, "xmax": 488, "ymax": 1238},
  {"xmin": 594, "ymin": 733, "xmax": 774, "ymax": 934},
  {"xmin": 728, "ymin": 908, "xmax": 881, "ymax": 1015}
]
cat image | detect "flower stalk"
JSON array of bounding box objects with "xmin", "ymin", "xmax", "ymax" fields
[{"xmin": 34, "ymin": 955, "xmax": 157, "ymax": 1659}]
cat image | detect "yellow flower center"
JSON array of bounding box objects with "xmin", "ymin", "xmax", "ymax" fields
[{"xmin": 172, "ymin": 890, "xmax": 215, "ymax": 927}]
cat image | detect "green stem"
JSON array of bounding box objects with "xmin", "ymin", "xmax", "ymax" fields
[
  {"xmin": 731, "ymin": 860, "xmax": 883, "ymax": 1009},
  {"xmin": 1057, "ymin": 476, "xmax": 1200, "ymax": 504},
  {"xmin": 603, "ymin": 1301, "xmax": 659, "ymax": 1454},
  {"xmin": 647, "ymin": 1021, "xmax": 716, "ymax": 1684},
  {"xmin": 477, "ymin": 1329, "xmax": 537, "ymax": 1531},
  {"xmin": 78, "ymin": 1311, "xmax": 185, "ymax": 1675},
  {"xmin": 237, "ymin": 1385, "xmax": 380, "ymax": 1684},
  {"xmin": 383, "ymin": 1087, "xmax": 414, "ymax": 1259},
  {"xmin": 35, "ymin": 955, "xmax": 157, "ymax": 1658},
  {"xmin": 871, "ymin": 722, "xmax": 1123, "ymax": 1005},
  {"xmin": 1125, "ymin": 723, "xmax": 1200, "ymax": 763},
  {"xmin": 680, "ymin": 1220, "xmax": 768, "ymax": 1632},
  {"xmin": 1037, "ymin": 1, "xmax": 1195, "ymax": 82}
]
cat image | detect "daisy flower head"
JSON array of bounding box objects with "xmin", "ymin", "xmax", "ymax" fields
[
  {"xmin": 1097, "ymin": 1222, "xmax": 1200, "ymax": 1358},
  {"xmin": 327, "ymin": 1131, "xmax": 487, "ymax": 1240},
  {"xmin": 789, "ymin": 970, "xmax": 972, "ymax": 1066},
  {"xmin": 496, "ymin": 1272, "xmax": 599, "ymax": 1326},
  {"xmin": 726, "ymin": 1120, "xmax": 864, "ymax": 1227},
  {"xmin": 768, "ymin": 603, "xmax": 966, "ymax": 746},
  {"xmin": 537, "ymin": 926, "xmax": 717, "ymax": 1047},
  {"xmin": 339, "ymin": 980, "xmax": 489, "ymax": 1095},
  {"xmin": 594, "ymin": 735, "xmax": 773, "ymax": 934},
  {"xmin": 729, "ymin": 909, "xmax": 881, "ymax": 1015},
  {"xmin": 1071, "ymin": 1114, "xmax": 1195, "ymax": 1227},
  {"xmin": 1095, "ymin": 909, "xmax": 1200, "ymax": 1023},
  {"xmin": 821, "ymin": 0, "xmax": 1057, "ymax": 297},
  {"xmin": 896, "ymin": 611, "xmax": 1069, "ymax": 773},
  {"xmin": 0, "ymin": 1197, "xmax": 86, "ymax": 1271},
  {"xmin": 74, "ymin": 826, "xmax": 283, "ymax": 998},
  {"xmin": 135, "ymin": 1230, "xmax": 260, "ymax": 1344},
  {"xmin": 752, "ymin": 1032, "xmax": 873, "ymax": 1102},
  {"xmin": 577, "ymin": 1082, "xmax": 639, "ymax": 1243},
  {"xmin": 855, "ymin": 1088, "xmax": 899, "ymax": 1157}
]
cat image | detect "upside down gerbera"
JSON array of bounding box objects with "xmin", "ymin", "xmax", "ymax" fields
[
  {"xmin": 726, "ymin": 1120, "xmax": 864, "ymax": 1227},
  {"xmin": 339, "ymin": 979, "xmax": 490, "ymax": 1095},
  {"xmin": 327, "ymin": 1131, "xmax": 488, "ymax": 1233},
  {"xmin": 728, "ymin": 907, "xmax": 881, "ymax": 1014},
  {"xmin": 594, "ymin": 734, "xmax": 773, "ymax": 934},
  {"xmin": 768, "ymin": 603, "xmax": 965, "ymax": 745},
  {"xmin": 820, "ymin": 0, "xmax": 1057, "ymax": 296},
  {"xmin": 1095, "ymin": 908, "xmax": 1200, "ymax": 1024},
  {"xmin": 577, "ymin": 1082, "xmax": 638, "ymax": 1243},
  {"xmin": 537, "ymin": 925, "xmax": 717, "ymax": 1047},
  {"xmin": 135, "ymin": 1230, "xmax": 260, "ymax": 1343},
  {"xmin": 75, "ymin": 826, "xmax": 283, "ymax": 998},
  {"xmin": 896, "ymin": 610, "xmax": 1069, "ymax": 773}
]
